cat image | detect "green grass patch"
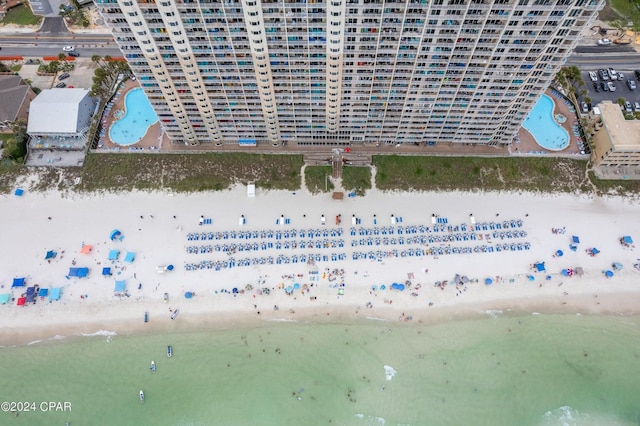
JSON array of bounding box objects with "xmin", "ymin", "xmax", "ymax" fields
[
  {"xmin": 341, "ymin": 166, "xmax": 372, "ymax": 196},
  {"xmin": 589, "ymin": 171, "xmax": 640, "ymax": 195},
  {"xmin": 373, "ymin": 156, "xmax": 592, "ymax": 193},
  {"xmin": 609, "ymin": 0, "xmax": 640, "ymax": 24},
  {"xmin": 2, "ymin": 4, "xmax": 42, "ymax": 26},
  {"xmin": 76, "ymin": 153, "xmax": 303, "ymax": 192},
  {"xmin": 304, "ymin": 166, "xmax": 334, "ymax": 194}
]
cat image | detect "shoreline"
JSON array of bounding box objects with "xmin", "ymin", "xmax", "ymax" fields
[{"xmin": 1, "ymin": 187, "xmax": 639, "ymax": 347}]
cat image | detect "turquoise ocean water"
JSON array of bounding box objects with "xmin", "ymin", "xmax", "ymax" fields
[{"xmin": 1, "ymin": 313, "xmax": 639, "ymax": 426}]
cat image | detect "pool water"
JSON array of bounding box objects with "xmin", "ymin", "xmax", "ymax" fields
[
  {"xmin": 109, "ymin": 88, "xmax": 158, "ymax": 146},
  {"xmin": 523, "ymin": 94, "xmax": 569, "ymax": 151}
]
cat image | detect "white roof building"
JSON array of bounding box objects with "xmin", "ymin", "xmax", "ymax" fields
[{"xmin": 27, "ymin": 88, "xmax": 95, "ymax": 136}]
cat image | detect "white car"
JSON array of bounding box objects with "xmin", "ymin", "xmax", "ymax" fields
[
  {"xmin": 588, "ymin": 71, "xmax": 598, "ymax": 82},
  {"xmin": 62, "ymin": 46, "xmax": 75, "ymax": 52},
  {"xmin": 597, "ymin": 38, "xmax": 612, "ymax": 46}
]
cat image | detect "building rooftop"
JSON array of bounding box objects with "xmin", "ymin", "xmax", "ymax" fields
[
  {"xmin": 27, "ymin": 88, "xmax": 91, "ymax": 134},
  {"xmin": 0, "ymin": 75, "xmax": 30, "ymax": 122},
  {"xmin": 599, "ymin": 101, "xmax": 640, "ymax": 150}
]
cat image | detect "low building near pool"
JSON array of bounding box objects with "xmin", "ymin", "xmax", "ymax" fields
[
  {"xmin": 25, "ymin": 88, "xmax": 97, "ymax": 167},
  {"xmin": 590, "ymin": 100, "xmax": 640, "ymax": 180}
]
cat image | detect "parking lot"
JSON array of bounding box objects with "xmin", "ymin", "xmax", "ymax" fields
[{"xmin": 581, "ymin": 69, "xmax": 640, "ymax": 113}]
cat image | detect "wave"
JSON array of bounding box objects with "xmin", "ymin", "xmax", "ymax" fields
[
  {"xmin": 483, "ymin": 310, "xmax": 503, "ymax": 318},
  {"xmin": 365, "ymin": 316, "xmax": 390, "ymax": 322},
  {"xmin": 49, "ymin": 335, "xmax": 67, "ymax": 341},
  {"xmin": 27, "ymin": 339, "xmax": 42, "ymax": 346},
  {"xmin": 80, "ymin": 330, "xmax": 118, "ymax": 337},
  {"xmin": 383, "ymin": 365, "xmax": 396, "ymax": 381},
  {"xmin": 540, "ymin": 405, "xmax": 632, "ymax": 426},
  {"xmin": 355, "ymin": 413, "xmax": 386, "ymax": 425}
]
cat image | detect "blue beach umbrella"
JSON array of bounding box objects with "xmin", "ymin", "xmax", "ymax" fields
[
  {"xmin": 604, "ymin": 270, "xmax": 614, "ymax": 278},
  {"xmin": 184, "ymin": 292, "xmax": 193, "ymax": 299},
  {"xmin": 380, "ymin": 285, "xmax": 386, "ymax": 290},
  {"xmin": 232, "ymin": 287, "xmax": 238, "ymax": 294},
  {"xmin": 556, "ymin": 250, "xmax": 563, "ymax": 257},
  {"xmin": 167, "ymin": 264, "xmax": 174, "ymax": 271},
  {"xmin": 285, "ymin": 286, "xmax": 293, "ymax": 294},
  {"xmin": 561, "ymin": 269, "xmax": 569, "ymax": 276},
  {"xmin": 293, "ymin": 283, "xmax": 300, "ymax": 290},
  {"xmin": 527, "ymin": 275, "xmax": 535, "ymax": 281},
  {"xmin": 485, "ymin": 278, "xmax": 493, "ymax": 285},
  {"xmin": 397, "ymin": 284, "xmax": 405, "ymax": 291}
]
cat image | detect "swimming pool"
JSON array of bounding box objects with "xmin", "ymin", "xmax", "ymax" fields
[
  {"xmin": 522, "ymin": 94, "xmax": 569, "ymax": 151},
  {"xmin": 109, "ymin": 88, "xmax": 158, "ymax": 146}
]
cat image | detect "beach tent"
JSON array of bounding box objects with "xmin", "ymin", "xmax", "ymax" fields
[
  {"xmin": 49, "ymin": 288, "xmax": 61, "ymax": 301},
  {"xmin": 612, "ymin": 262, "xmax": 623, "ymax": 271},
  {"xmin": 621, "ymin": 236, "xmax": 633, "ymax": 245},
  {"xmin": 572, "ymin": 236, "xmax": 580, "ymax": 244},
  {"xmin": 80, "ymin": 245, "xmax": 94, "ymax": 254},
  {"xmin": 16, "ymin": 297, "xmax": 26, "ymax": 306},
  {"xmin": 110, "ymin": 229, "xmax": 124, "ymax": 241},
  {"xmin": 114, "ymin": 280, "xmax": 126, "ymax": 293},
  {"xmin": 0, "ymin": 294, "xmax": 10, "ymax": 304},
  {"xmin": 12, "ymin": 277, "xmax": 25, "ymax": 288},
  {"xmin": 45, "ymin": 250, "xmax": 57, "ymax": 260},
  {"xmin": 124, "ymin": 252, "xmax": 136, "ymax": 263},
  {"xmin": 534, "ymin": 262, "xmax": 546, "ymax": 272},
  {"xmin": 108, "ymin": 250, "xmax": 120, "ymax": 261},
  {"xmin": 14, "ymin": 188, "xmax": 24, "ymax": 196},
  {"xmin": 68, "ymin": 267, "xmax": 89, "ymax": 278},
  {"xmin": 38, "ymin": 288, "xmax": 49, "ymax": 298},
  {"xmin": 102, "ymin": 267, "xmax": 112, "ymax": 276}
]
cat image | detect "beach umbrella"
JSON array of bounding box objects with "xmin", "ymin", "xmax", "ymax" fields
[
  {"xmin": 184, "ymin": 292, "xmax": 193, "ymax": 299},
  {"xmin": 232, "ymin": 287, "xmax": 238, "ymax": 294},
  {"xmin": 380, "ymin": 285, "xmax": 386, "ymax": 290},
  {"xmin": 397, "ymin": 284, "xmax": 405, "ymax": 291},
  {"xmin": 572, "ymin": 236, "xmax": 580, "ymax": 244},
  {"xmin": 561, "ymin": 269, "xmax": 569, "ymax": 276},
  {"xmin": 546, "ymin": 275, "xmax": 552, "ymax": 281},
  {"xmin": 612, "ymin": 262, "xmax": 623, "ymax": 271},
  {"xmin": 535, "ymin": 262, "xmax": 546, "ymax": 272},
  {"xmin": 555, "ymin": 250, "xmax": 563, "ymax": 257},
  {"xmin": 80, "ymin": 244, "xmax": 93, "ymax": 254},
  {"xmin": 591, "ymin": 248, "xmax": 600, "ymax": 255},
  {"xmin": 622, "ymin": 236, "xmax": 633, "ymax": 245},
  {"xmin": 167, "ymin": 265, "xmax": 174, "ymax": 271},
  {"xmin": 527, "ymin": 275, "xmax": 535, "ymax": 281},
  {"xmin": 485, "ymin": 278, "xmax": 493, "ymax": 285},
  {"xmin": 604, "ymin": 270, "xmax": 614, "ymax": 278},
  {"xmin": 293, "ymin": 283, "xmax": 300, "ymax": 290},
  {"xmin": 45, "ymin": 250, "xmax": 57, "ymax": 260},
  {"xmin": 110, "ymin": 229, "xmax": 122, "ymax": 241},
  {"xmin": 285, "ymin": 286, "xmax": 293, "ymax": 294}
]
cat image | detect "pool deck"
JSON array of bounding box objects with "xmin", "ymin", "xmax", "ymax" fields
[
  {"xmin": 512, "ymin": 89, "xmax": 586, "ymax": 158},
  {"xmin": 96, "ymin": 79, "xmax": 170, "ymax": 152}
]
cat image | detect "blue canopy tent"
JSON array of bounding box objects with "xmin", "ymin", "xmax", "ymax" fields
[
  {"xmin": 68, "ymin": 267, "xmax": 89, "ymax": 278},
  {"xmin": 14, "ymin": 188, "xmax": 24, "ymax": 196},
  {"xmin": 102, "ymin": 267, "xmax": 112, "ymax": 276},
  {"xmin": 591, "ymin": 248, "xmax": 600, "ymax": 255},
  {"xmin": 45, "ymin": 250, "xmax": 57, "ymax": 260},
  {"xmin": 38, "ymin": 288, "xmax": 49, "ymax": 298},
  {"xmin": 622, "ymin": 236, "xmax": 633, "ymax": 245},
  {"xmin": 25, "ymin": 287, "xmax": 36, "ymax": 303},
  {"xmin": 534, "ymin": 262, "xmax": 546, "ymax": 272},
  {"xmin": 124, "ymin": 252, "xmax": 136, "ymax": 263},
  {"xmin": 572, "ymin": 236, "xmax": 580, "ymax": 244},
  {"xmin": 110, "ymin": 229, "xmax": 124, "ymax": 241},
  {"xmin": 49, "ymin": 288, "xmax": 61, "ymax": 301},
  {"xmin": 0, "ymin": 293, "xmax": 10, "ymax": 304},
  {"xmin": 108, "ymin": 250, "xmax": 120, "ymax": 261},
  {"xmin": 114, "ymin": 280, "xmax": 126, "ymax": 293},
  {"xmin": 12, "ymin": 277, "xmax": 25, "ymax": 288}
]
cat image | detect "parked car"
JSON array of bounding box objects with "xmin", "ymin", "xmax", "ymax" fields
[
  {"xmin": 68, "ymin": 51, "xmax": 80, "ymax": 57},
  {"xmin": 599, "ymin": 69, "xmax": 609, "ymax": 81},
  {"xmin": 635, "ymin": 70, "xmax": 640, "ymax": 80},
  {"xmin": 588, "ymin": 71, "xmax": 598, "ymax": 82},
  {"xmin": 55, "ymin": 82, "xmax": 66, "ymax": 88},
  {"xmin": 593, "ymin": 82, "xmax": 601, "ymax": 92},
  {"xmin": 607, "ymin": 82, "xmax": 616, "ymax": 92},
  {"xmin": 62, "ymin": 45, "xmax": 75, "ymax": 52},
  {"xmin": 57, "ymin": 73, "xmax": 70, "ymax": 81},
  {"xmin": 617, "ymin": 72, "xmax": 625, "ymax": 81},
  {"xmin": 581, "ymin": 102, "xmax": 589, "ymax": 113},
  {"xmin": 624, "ymin": 101, "xmax": 633, "ymax": 114},
  {"xmin": 627, "ymin": 79, "xmax": 637, "ymax": 90},
  {"xmin": 608, "ymin": 68, "xmax": 618, "ymax": 80},
  {"xmin": 597, "ymin": 38, "xmax": 612, "ymax": 45},
  {"xmin": 601, "ymin": 81, "xmax": 609, "ymax": 92},
  {"xmin": 634, "ymin": 102, "xmax": 640, "ymax": 112}
]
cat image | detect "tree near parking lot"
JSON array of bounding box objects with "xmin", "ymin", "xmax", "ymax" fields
[{"xmin": 90, "ymin": 56, "xmax": 131, "ymax": 98}]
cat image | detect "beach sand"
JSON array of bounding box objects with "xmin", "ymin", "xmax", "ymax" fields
[{"xmin": 1, "ymin": 185, "xmax": 639, "ymax": 346}]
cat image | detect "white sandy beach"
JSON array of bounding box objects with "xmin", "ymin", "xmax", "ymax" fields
[{"xmin": 1, "ymin": 183, "xmax": 640, "ymax": 345}]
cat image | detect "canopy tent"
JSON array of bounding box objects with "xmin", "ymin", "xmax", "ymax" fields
[
  {"xmin": 45, "ymin": 250, "xmax": 57, "ymax": 260},
  {"xmin": 114, "ymin": 280, "xmax": 126, "ymax": 293},
  {"xmin": 17, "ymin": 297, "xmax": 26, "ymax": 306},
  {"xmin": 12, "ymin": 277, "xmax": 25, "ymax": 288},
  {"xmin": 80, "ymin": 245, "xmax": 94, "ymax": 254},
  {"xmin": 572, "ymin": 236, "xmax": 580, "ymax": 244},
  {"xmin": 0, "ymin": 294, "xmax": 10, "ymax": 304},
  {"xmin": 108, "ymin": 250, "xmax": 120, "ymax": 261},
  {"xmin": 38, "ymin": 288, "xmax": 49, "ymax": 297},
  {"xmin": 534, "ymin": 262, "xmax": 546, "ymax": 272},
  {"xmin": 612, "ymin": 262, "xmax": 624, "ymax": 271},
  {"xmin": 621, "ymin": 236, "xmax": 633, "ymax": 245},
  {"xmin": 68, "ymin": 267, "xmax": 89, "ymax": 278},
  {"xmin": 14, "ymin": 188, "xmax": 24, "ymax": 196},
  {"xmin": 124, "ymin": 252, "xmax": 136, "ymax": 263},
  {"xmin": 25, "ymin": 287, "xmax": 36, "ymax": 303},
  {"xmin": 102, "ymin": 267, "xmax": 112, "ymax": 276},
  {"xmin": 110, "ymin": 229, "xmax": 124, "ymax": 241},
  {"xmin": 49, "ymin": 288, "xmax": 61, "ymax": 301}
]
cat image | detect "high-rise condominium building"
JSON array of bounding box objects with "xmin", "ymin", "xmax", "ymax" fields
[{"xmin": 96, "ymin": 0, "xmax": 602, "ymax": 147}]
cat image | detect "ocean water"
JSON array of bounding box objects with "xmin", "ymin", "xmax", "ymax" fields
[{"xmin": 1, "ymin": 313, "xmax": 640, "ymax": 426}]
